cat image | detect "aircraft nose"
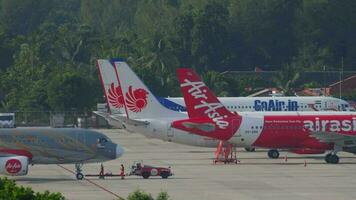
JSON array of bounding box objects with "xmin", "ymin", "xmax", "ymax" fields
[{"xmin": 115, "ymin": 145, "xmax": 124, "ymax": 158}]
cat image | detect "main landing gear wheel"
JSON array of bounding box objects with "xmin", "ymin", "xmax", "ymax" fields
[
  {"xmin": 75, "ymin": 163, "xmax": 84, "ymax": 180},
  {"xmin": 268, "ymin": 149, "xmax": 279, "ymax": 159},
  {"xmin": 325, "ymin": 153, "xmax": 339, "ymax": 164},
  {"xmin": 244, "ymin": 147, "xmax": 256, "ymax": 152}
]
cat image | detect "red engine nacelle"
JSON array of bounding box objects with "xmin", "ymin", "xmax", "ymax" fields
[{"xmin": 0, "ymin": 156, "xmax": 29, "ymax": 176}]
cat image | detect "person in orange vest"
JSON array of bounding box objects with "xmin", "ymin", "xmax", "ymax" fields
[{"xmin": 120, "ymin": 164, "xmax": 125, "ymax": 179}]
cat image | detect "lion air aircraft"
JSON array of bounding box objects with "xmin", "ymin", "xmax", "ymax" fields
[
  {"xmin": 95, "ymin": 59, "xmax": 220, "ymax": 147},
  {"xmin": 96, "ymin": 59, "xmax": 356, "ymax": 160},
  {"xmin": 171, "ymin": 68, "xmax": 356, "ymax": 164},
  {"xmin": 0, "ymin": 127, "xmax": 123, "ymax": 179}
]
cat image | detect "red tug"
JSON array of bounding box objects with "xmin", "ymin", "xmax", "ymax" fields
[{"xmin": 129, "ymin": 161, "xmax": 173, "ymax": 179}]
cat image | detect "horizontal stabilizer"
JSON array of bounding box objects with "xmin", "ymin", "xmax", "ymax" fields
[
  {"xmin": 172, "ymin": 117, "xmax": 235, "ymax": 141},
  {"xmin": 181, "ymin": 121, "xmax": 216, "ymax": 132}
]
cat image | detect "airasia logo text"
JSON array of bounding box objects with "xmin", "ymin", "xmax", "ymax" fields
[
  {"xmin": 181, "ymin": 79, "xmax": 229, "ymax": 129},
  {"xmin": 304, "ymin": 118, "xmax": 356, "ymax": 132},
  {"xmin": 5, "ymin": 159, "xmax": 22, "ymax": 174}
]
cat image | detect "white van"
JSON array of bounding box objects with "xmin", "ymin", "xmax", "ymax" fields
[{"xmin": 0, "ymin": 113, "xmax": 15, "ymax": 128}]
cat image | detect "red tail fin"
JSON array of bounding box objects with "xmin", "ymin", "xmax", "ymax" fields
[
  {"xmin": 177, "ymin": 68, "xmax": 237, "ymax": 126},
  {"xmin": 174, "ymin": 68, "xmax": 241, "ymax": 140}
]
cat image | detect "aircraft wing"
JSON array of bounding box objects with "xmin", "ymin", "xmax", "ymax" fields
[
  {"xmin": 93, "ymin": 111, "xmax": 110, "ymax": 119},
  {"xmin": 109, "ymin": 114, "xmax": 149, "ymax": 126},
  {"xmin": 309, "ymin": 131, "xmax": 356, "ymax": 147}
]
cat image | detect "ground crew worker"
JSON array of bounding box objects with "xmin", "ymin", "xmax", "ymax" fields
[
  {"xmin": 99, "ymin": 163, "xmax": 104, "ymax": 179},
  {"xmin": 120, "ymin": 164, "xmax": 125, "ymax": 179}
]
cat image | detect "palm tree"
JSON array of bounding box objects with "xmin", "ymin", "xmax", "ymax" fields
[
  {"xmin": 273, "ymin": 64, "xmax": 300, "ymax": 96},
  {"xmin": 201, "ymin": 71, "xmax": 229, "ymax": 96}
]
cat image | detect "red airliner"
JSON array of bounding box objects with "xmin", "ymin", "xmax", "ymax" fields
[{"xmin": 172, "ymin": 68, "xmax": 356, "ymax": 164}]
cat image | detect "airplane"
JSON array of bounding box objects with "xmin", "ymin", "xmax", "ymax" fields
[
  {"xmin": 96, "ymin": 60, "xmax": 353, "ymax": 114},
  {"xmin": 95, "ymin": 59, "xmax": 354, "ymax": 154},
  {"xmin": 95, "ymin": 59, "xmax": 220, "ymax": 147},
  {"xmin": 171, "ymin": 68, "xmax": 356, "ymax": 164},
  {"xmin": 0, "ymin": 127, "xmax": 123, "ymax": 179},
  {"xmin": 158, "ymin": 96, "xmax": 353, "ymax": 112}
]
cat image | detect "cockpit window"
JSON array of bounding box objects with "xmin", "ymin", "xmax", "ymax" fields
[{"xmin": 98, "ymin": 138, "xmax": 108, "ymax": 143}]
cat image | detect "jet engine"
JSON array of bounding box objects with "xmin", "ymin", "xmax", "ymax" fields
[{"xmin": 0, "ymin": 156, "xmax": 29, "ymax": 176}]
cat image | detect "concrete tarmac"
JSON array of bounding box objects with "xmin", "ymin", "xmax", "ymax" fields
[{"xmin": 10, "ymin": 129, "xmax": 356, "ymax": 200}]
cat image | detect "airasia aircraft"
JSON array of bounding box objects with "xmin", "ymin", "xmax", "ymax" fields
[
  {"xmin": 171, "ymin": 68, "xmax": 356, "ymax": 164},
  {"xmin": 96, "ymin": 59, "xmax": 220, "ymax": 147},
  {"xmin": 96, "ymin": 59, "xmax": 356, "ymax": 162},
  {"xmin": 0, "ymin": 127, "xmax": 123, "ymax": 179}
]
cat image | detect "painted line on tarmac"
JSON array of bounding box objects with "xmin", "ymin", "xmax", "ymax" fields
[{"xmin": 57, "ymin": 164, "xmax": 125, "ymax": 200}]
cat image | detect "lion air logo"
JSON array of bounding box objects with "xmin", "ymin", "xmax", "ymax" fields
[
  {"xmin": 5, "ymin": 159, "xmax": 22, "ymax": 174},
  {"xmin": 107, "ymin": 83, "xmax": 124, "ymax": 108},
  {"xmin": 125, "ymin": 86, "xmax": 149, "ymax": 113}
]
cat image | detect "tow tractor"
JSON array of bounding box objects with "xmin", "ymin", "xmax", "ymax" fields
[{"xmin": 129, "ymin": 161, "xmax": 173, "ymax": 179}]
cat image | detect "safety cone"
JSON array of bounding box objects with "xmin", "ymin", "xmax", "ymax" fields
[{"xmin": 304, "ymin": 160, "xmax": 307, "ymax": 167}]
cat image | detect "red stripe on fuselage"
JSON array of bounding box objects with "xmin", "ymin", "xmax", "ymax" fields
[{"xmin": 0, "ymin": 149, "xmax": 33, "ymax": 159}]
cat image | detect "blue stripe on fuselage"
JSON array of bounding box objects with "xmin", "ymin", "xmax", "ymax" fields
[{"xmin": 157, "ymin": 97, "xmax": 187, "ymax": 112}]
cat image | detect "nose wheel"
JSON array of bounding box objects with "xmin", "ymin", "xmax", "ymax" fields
[
  {"xmin": 325, "ymin": 153, "xmax": 339, "ymax": 164},
  {"xmin": 267, "ymin": 149, "xmax": 279, "ymax": 159},
  {"xmin": 75, "ymin": 163, "xmax": 84, "ymax": 180}
]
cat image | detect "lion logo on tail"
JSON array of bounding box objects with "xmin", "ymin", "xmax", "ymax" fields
[
  {"xmin": 107, "ymin": 83, "xmax": 124, "ymax": 108},
  {"xmin": 125, "ymin": 86, "xmax": 149, "ymax": 113}
]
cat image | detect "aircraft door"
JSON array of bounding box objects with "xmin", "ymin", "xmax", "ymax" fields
[{"xmin": 167, "ymin": 124, "xmax": 174, "ymax": 138}]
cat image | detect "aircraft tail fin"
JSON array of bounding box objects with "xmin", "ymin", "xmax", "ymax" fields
[
  {"xmin": 173, "ymin": 68, "xmax": 241, "ymax": 140},
  {"xmin": 113, "ymin": 60, "xmax": 183, "ymax": 119},
  {"xmin": 177, "ymin": 68, "xmax": 237, "ymax": 119},
  {"xmin": 96, "ymin": 59, "xmax": 126, "ymax": 115}
]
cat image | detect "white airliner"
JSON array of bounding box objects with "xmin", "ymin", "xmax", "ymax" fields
[
  {"xmin": 160, "ymin": 96, "xmax": 352, "ymax": 112},
  {"xmin": 95, "ymin": 59, "xmax": 354, "ymax": 157},
  {"xmin": 95, "ymin": 59, "xmax": 219, "ymax": 147}
]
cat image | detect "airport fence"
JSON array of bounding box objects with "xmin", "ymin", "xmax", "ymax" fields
[{"xmin": 14, "ymin": 111, "xmax": 109, "ymax": 128}]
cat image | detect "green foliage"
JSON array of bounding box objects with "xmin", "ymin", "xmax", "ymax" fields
[
  {"xmin": 47, "ymin": 71, "xmax": 96, "ymax": 111},
  {"xmin": 1, "ymin": 0, "xmax": 356, "ymax": 111},
  {"xmin": 127, "ymin": 189, "xmax": 169, "ymax": 200},
  {"xmin": 274, "ymin": 63, "xmax": 301, "ymax": 95},
  {"xmin": 0, "ymin": 177, "xmax": 65, "ymax": 200},
  {"xmin": 303, "ymin": 81, "xmax": 322, "ymax": 89},
  {"xmin": 342, "ymin": 90, "xmax": 356, "ymax": 101}
]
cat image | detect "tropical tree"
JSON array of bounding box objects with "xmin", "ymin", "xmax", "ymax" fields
[{"xmin": 273, "ymin": 63, "xmax": 300, "ymax": 95}]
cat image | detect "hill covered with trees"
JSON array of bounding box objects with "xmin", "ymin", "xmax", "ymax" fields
[{"xmin": 0, "ymin": 0, "xmax": 355, "ymax": 112}]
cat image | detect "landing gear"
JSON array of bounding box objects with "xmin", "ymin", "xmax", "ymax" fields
[
  {"xmin": 325, "ymin": 153, "xmax": 339, "ymax": 164},
  {"xmin": 75, "ymin": 163, "xmax": 84, "ymax": 180},
  {"xmin": 244, "ymin": 147, "xmax": 256, "ymax": 152},
  {"xmin": 268, "ymin": 149, "xmax": 279, "ymax": 159}
]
